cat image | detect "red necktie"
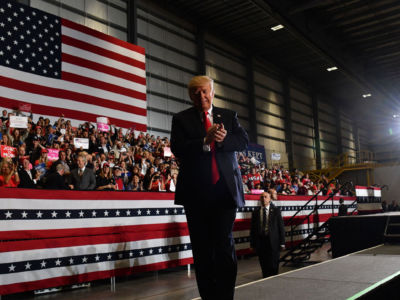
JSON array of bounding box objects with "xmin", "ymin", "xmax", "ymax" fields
[{"xmin": 204, "ymin": 112, "xmax": 220, "ymax": 184}]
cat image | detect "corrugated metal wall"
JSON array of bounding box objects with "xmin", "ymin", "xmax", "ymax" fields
[{"xmin": 25, "ymin": 0, "xmax": 368, "ymax": 171}]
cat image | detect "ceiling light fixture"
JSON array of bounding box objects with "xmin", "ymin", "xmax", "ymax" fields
[
  {"xmin": 362, "ymin": 93, "xmax": 372, "ymax": 98},
  {"xmin": 271, "ymin": 24, "xmax": 284, "ymax": 31},
  {"xmin": 326, "ymin": 66, "xmax": 338, "ymax": 72}
]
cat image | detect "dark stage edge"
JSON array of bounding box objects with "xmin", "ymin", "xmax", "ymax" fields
[{"xmin": 222, "ymin": 244, "xmax": 400, "ymax": 300}]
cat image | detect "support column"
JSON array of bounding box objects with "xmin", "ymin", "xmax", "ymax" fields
[
  {"xmin": 312, "ymin": 93, "xmax": 322, "ymax": 169},
  {"xmin": 246, "ymin": 55, "xmax": 257, "ymax": 143},
  {"xmin": 352, "ymin": 123, "xmax": 361, "ymax": 163},
  {"xmin": 127, "ymin": 0, "xmax": 138, "ymax": 45},
  {"xmin": 196, "ymin": 27, "xmax": 206, "ymax": 75},
  {"xmin": 283, "ymin": 77, "xmax": 294, "ymax": 170},
  {"xmin": 336, "ymin": 105, "xmax": 343, "ymax": 155}
]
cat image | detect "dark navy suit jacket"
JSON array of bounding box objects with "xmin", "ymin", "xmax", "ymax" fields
[{"xmin": 171, "ymin": 106, "xmax": 248, "ymax": 207}]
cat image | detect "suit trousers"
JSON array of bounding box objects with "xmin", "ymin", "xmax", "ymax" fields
[
  {"xmin": 184, "ymin": 179, "xmax": 237, "ymax": 300},
  {"xmin": 257, "ymin": 235, "xmax": 279, "ymax": 278}
]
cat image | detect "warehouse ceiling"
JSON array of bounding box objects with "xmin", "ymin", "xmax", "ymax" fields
[{"xmin": 163, "ymin": 0, "xmax": 400, "ymax": 121}]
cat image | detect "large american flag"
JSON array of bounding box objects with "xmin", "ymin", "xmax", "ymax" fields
[{"xmin": 0, "ymin": 1, "xmax": 147, "ymax": 131}]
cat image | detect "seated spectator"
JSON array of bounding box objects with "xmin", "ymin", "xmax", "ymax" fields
[
  {"xmin": 96, "ymin": 163, "xmax": 116, "ymax": 191},
  {"xmin": 18, "ymin": 157, "xmax": 40, "ymax": 188},
  {"xmin": 46, "ymin": 164, "xmax": 69, "ymax": 190},
  {"xmin": 0, "ymin": 160, "xmax": 20, "ymax": 187},
  {"xmin": 126, "ymin": 174, "xmax": 144, "ymax": 191}
]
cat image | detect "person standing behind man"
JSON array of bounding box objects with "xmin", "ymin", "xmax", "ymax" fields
[
  {"xmin": 171, "ymin": 75, "xmax": 248, "ymax": 300},
  {"xmin": 69, "ymin": 155, "xmax": 96, "ymax": 190},
  {"xmin": 250, "ymin": 191, "xmax": 285, "ymax": 278},
  {"xmin": 338, "ymin": 198, "xmax": 348, "ymax": 216}
]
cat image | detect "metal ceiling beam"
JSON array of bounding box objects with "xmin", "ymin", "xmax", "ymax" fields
[
  {"xmin": 250, "ymin": 0, "xmax": 396, "ymax": 105},
  {"xmin": 288, "ymin": 0, "xmax": 334, "ymax": 15},
  {"xmin": 324, "ymin": 1, "xmax": 400, "ymax": 28}
]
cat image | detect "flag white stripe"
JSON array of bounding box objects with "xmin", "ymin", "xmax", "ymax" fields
[
  {"xmin": 1, "ymin": 236, "xmax": 191, "ymax": 262},
  {"xmin": 62, "ymin": 62, "xmax": 146, "ymax": 93},
  {"xmin": 62, "ymin": 26, "xmax": 146, "ymax": 63},
  {"xmin": 0, "ymin": 215, "xmax": 187, "ymax": 231},
  {"xmin": 0, "ymin": 66, "xmax": 147, "ymax": 109},
  {"xmin": 0, "ymin": 86, "xmax": 147, "ymax": 123},
  {"xmin": 0, "ymin": 199, "xmax": 178, "ymax": 209},
  {"xmin": 2, "ymin": 251, "xmax": 192, "ymax": 285}
]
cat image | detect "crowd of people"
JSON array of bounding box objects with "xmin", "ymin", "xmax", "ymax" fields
[{"xmin": 0, "ymin": 109, "xmax": 350, "ymax": 196}]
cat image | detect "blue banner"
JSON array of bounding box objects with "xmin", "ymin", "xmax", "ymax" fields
[{"xmin": 244, "ymin": 143, "xmax": 267, "ymax": 164}]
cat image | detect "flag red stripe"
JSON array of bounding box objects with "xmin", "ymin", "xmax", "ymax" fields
[
  {"xmin": 62, "ymin": 35, "xmax": 145, "ymax": 70},
  {"xmin": 0, "ymin": 75, "xmax": 146, "ymax": 116},
  {"xmin": 62, "ymin": 71, "xmax": 146, "ymax": 101},
  {"xmin": 0, "ymin": 224, "xmax": 190, "ymax": 252},
  {"xmin": 0, "ymin": 97, "xmax": 147, "ymax": 131},
  {"xmin": 0, "ymin": 188, "xmax": 176, "ymax": 200},
  {"xmin": 62, "ymin": 18, "xmax": 146, "ymax": 55},
  {"xmin": 63, "ymin": 53, "xmax": 146, "ymax": 85},
  {"xmin": 0, "ymin": 258, "xmax": 193, "ymax": 295}
]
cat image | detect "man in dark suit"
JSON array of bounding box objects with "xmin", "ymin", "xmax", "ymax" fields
[
  {"xmin": 250, "ymin": 191, "xmax": 285, "ymax": 278},
  {"xmin": 338, "ymin": 198, "xmax": 348, "ymax": 216},
  {"xmin": 18, "ymin": 157, "xmax": 40, "ymax": 188},
  {"xmin": 46, "ymin": 164, "xmax": 69, "ymax": 190},
  {"xmin": 171, "ymin": 75, "xmax": 248, "ymax": 300},
  {"xmin": 69, "ymin": 154, "xmax": 96, "ymax": 190}
]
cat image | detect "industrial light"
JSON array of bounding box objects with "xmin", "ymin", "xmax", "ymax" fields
[
  {"xmin": 271, "ymin": 24, "xmax": 284, "ymax": 31},
  {"xmin": 326, "ymin": 66, "xmax": 338, "ymax": 72},
  {"xmin": 393, "ymin": 114, "xmax": 399, "ymax": 119},
  {"xmin": 362, "ymin": 93, "xmax": 372, "ymax": 98}
]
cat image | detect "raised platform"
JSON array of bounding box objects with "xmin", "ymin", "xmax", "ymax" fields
[{"xmin": 232, "ymin": 244, "xmax": 400, "ymax": 300}]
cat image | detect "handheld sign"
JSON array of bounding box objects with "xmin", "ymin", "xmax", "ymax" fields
[
  {"xmin": 1, "ymin": 145, "xmax": 17, "ymax": 158},
  {"xmin": 73, "ymin": 138, "xmax": 89, "ymax": 149},
  {"xmin": 10, "ymin": 116, "xmax": 28, "ymax": 128}
]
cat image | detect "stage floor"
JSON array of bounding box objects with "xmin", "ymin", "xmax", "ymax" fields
[
  {"xmin": 5, "ymin": 243, "xmax": 399, "ymax": 300},
  {"xmin": 233, "ymin": 244, "xmax": 400, "ymax": 300}
]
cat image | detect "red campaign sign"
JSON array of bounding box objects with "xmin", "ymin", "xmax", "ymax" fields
[
  {"xmin": 1, "ymin": 145, "xmax": 17, "ymax": 158},
  {"xmin": 18, "ymin": 103, "xmax": 32, "ymax": 112}
]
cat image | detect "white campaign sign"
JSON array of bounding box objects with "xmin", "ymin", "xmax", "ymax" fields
[
  {"xmin": 73, "ymin": 138, "xmax": 89, "ymax": 149},
  {"xmin": 10, "ymin": 116, "xmax": 28, "ymax": 128}
]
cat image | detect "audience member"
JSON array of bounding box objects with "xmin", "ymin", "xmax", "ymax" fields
[
  {"xmin": 0, "ymin": 160, "xmax": 20, "ymax": 187},
  {"xmin": 69, "ymin": 155, "xmax": 96, "ymax": 190}
]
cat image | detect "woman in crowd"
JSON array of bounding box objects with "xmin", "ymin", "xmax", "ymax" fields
[
  {"xmin": 1, "ymin": 134, "xmax": 12, "ymax": 146},
  {"xmin": 0, "ymin": 160, "xmax": 20, "ymax": 187},
  {"xmin": 165, "ymin": 173, "xmax": 178, "ymax": 192},
  {"xmin": 148, "ymin": 171, "xmax": 165, "ymax": 191},
  {"xmin": 126, "ymin": 174, "xmax": 144, "ymax": 191},
  {"xmin": 96, "ymin": 163, "xmax": 116, "ymax": 191}
]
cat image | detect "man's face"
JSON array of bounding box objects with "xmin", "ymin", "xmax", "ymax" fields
[
  {"xmin": 23, "ymin": 159, "xmax": 30, "ymax": 169},
  {"xmin": 189, "ymin": 82, "xmax": 214, "ymax": 112},
  {"xmin": 260, "ymin": 192, "xmax": 271, "ymax": 207},
  {"xmin": 77, "ymin": 157, "xmax": 85, "ymax": 169},
  {"xmin": 270, "ymin": 190, "xmax": 278, "ymax": 200},
  {"xmin": 60, "ymin": 152, "xmax": 66, "ymax": 161},
  {"xmin": 2, "ymin": 110, "xmax": 6, "ymax": 117}
]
